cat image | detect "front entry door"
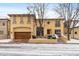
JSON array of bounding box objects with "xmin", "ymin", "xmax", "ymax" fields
[{"xmin": 36, "ymin": 27, "xmax": 44, "ymax": 37}]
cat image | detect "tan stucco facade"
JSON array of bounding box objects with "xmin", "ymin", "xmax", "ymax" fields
[
  {"xmin": 34, "ymin": 19, "xmax": 64, "ymax": 37},
  {"xmin": 43, "ymin": 19, "xmax": 64, "ymax": 37},
  {"xmin": 8, "ymin": 14, "xmax": 35, "ymax": 39},
  {"xmin": 8, "ymin": 14, "xmax": 64, "ymax": 39}
]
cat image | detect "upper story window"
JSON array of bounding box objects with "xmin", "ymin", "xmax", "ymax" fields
[
  {"xmin": 47, "ymin": 21, "xmax": 50, "ymax": 24},
  {"xmin": 2, "ymin": 22, "xmax": 5, "ymax": 26},
  {"xmin": 75, "ymin": 31, "xmax": 77, "ymax": 34},
  {"xmin": 20, "ymin": 16, "xmax": 24, "ymax": 24},
  {"xmin": 55, "ymin": 20, "xmax": 61, "ymax": 27},
  {"xmin": 13, "ymin": 16, "xmax": 16, "ymax": 24},
  {"xmin": 27, "ymin": 16, "xmax": 31, "ymax": 24}
]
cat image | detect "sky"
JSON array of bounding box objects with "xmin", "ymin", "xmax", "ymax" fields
[
  {"xmin": 0, "ymin": 3, "xmax": 60, "ymax": 18},
  {"xmin": 0, "ymin": 3, "xmax": 28, "ymax": 14},
  {"xmin": 0, "ymin": 3, "xmax": 78, "ymax": 19},
  {"xmin": 0, "ymin": 3, "xmax": 76, "ymax": 18}
]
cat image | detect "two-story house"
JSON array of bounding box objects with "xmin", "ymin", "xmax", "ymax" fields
[
  {"xmin": 8, "ymin": 14, "xmax": 35, "ymax": 42},
  {"xmin": 8, "ymin": 14, "xmax": 64, "ymax": 43}
]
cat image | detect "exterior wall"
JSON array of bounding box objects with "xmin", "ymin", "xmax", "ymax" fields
[
  {"xmin": 9, "ymin": 14, "xmax": 35, "ymax": 39},
  {"xmin": 0, "ymin": 20, "xmax": 8, "ymax": 39},
  {"xmin": 44, "ymin": 19, "xmax": 64, "ymax": 37},
  {"xmin": 71, "ymin": 27, "xmax": 79, "ymax": 39},
  {"xmin": 9, "ymin": 14, "xmax": 64, "ymax": 39},
  {"xmin": 34, "ymin": 19, "xmax": 64, "ymax": 37},
  {"xmin": 44, "ymin": 20, "xmax": 55, "ymax": 36}
]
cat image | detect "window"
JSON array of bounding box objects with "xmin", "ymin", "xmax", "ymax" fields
[
  {"xmin": 47, "ymin": 29, "xmax": 51, "ymax": 34},
  {"xmin": 55, "ymin": 20, "xmax": 60, "ymax": 27},
  {"xmin": 69, "ymin": 32, "xmax": 71, "ymax": 34},
  {"xmin": 47, "ymin": 21, "xmax": 50, "ymax": 24},
  {"xmin": 0, "ymin": 31, "xmax": 4, "ymax": 34},
  {"xmin": 13, "ymin": 16, "xmax": 16, "ymax": 24},
  {"xmin": 20, "ymin": 16, "xmax": 24, "ymax": 24},
  {"xmin": 2, "ymin": 22, "xmax": 5, "ymax": 26},
  {"xmin": 27, "ymin": 16, "xmax": 31, "ymax": 24},
  {"xmin": 55, "ymin": 29, "xmax": 61, "ymax": 35},
  {"xmin": 75, "ymin": 32, "xmax": 77, "ymax": 34}
]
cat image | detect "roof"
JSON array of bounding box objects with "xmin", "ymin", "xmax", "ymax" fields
[
  {"xmin": 0, "ymin": 15, "xmax": 9, "ymax": 19},
  {"xmin": 36, "ymin": 18, "xmax": 64, "ymax": 20},
  {"xmin": 8, "ymin": 14, "xmax": 35, "ymax": 17},
  {"xmin": 0, "ymin": 18, "xmax": 8, "ymax": 20},
  {"xmin": 0, "ymin": 16, "xmax": 8, "ymax": 20}
]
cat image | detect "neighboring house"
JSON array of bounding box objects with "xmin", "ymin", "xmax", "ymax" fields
[
  {"xmin": 8, "ymin": 14, "xmax": 35, "ymax": 42},
  {"xmin": 0, "ymin": 18, "xmax": 8, "ymax": 39},
  {"xmin": 64, "ymin": 20, "xmax": 79, "ymax": 39},
  {"xmin": 70, "ymin": 22, "xmax": 79, "ymax": 39},
  {"xmin": 35, "ymin": 18, "xmax": 64, "ymax": 37}
]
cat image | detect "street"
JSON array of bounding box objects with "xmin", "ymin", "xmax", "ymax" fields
[{"xmin": 0, "ymin": 43, "xmax": 79, "ymax": 56}]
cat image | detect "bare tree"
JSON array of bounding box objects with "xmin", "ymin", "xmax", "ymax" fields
[
  {"xmin": 27, "ymin": 3, "xmax": 48, "ymax": 37},
  {"xmin": 54, "ymin": 3, "xmax": 79, "ymax": 40}
]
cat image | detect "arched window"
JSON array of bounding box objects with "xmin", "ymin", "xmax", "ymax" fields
[
  {"xmin": 13, "ymin": 15, "xmax": 16, "ymax": 24},
  {"xmin": 20, "ymin": 16, "xmax": 24, "ymax": 24}
]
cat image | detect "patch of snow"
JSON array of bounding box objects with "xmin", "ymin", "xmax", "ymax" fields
[
  {"xmin": 0, "ymin": 14, "xmax": 9, "ymax": 19},
  {"xmin": 70, "ymin": 21, "xmax": 74, "ymax": 28},
  {"xmin": 61, "ymin": 33, "xmax": 67, "ymax": 38},
  {"xmin": 67, "ymin": 39, "xmax": 79, "ymax": 43},
  {"xmin": 75, "ymin": 22, "xmax": 79, "ymax": 27},
  {"xmin": 0, "ymin": 39, "xmax": 12, "ymax": 43}
]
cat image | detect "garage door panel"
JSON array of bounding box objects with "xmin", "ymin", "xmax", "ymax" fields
[{"xmin": 14, "ymin": 32, "xmax": 31, "ymax": 39}]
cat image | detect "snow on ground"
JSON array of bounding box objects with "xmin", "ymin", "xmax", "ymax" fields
[
  {"xmin": 0, "ymin": 39, "xmax": 12, "ymax": 43},
  {"xmin": 67, "ymin": 39, "xmax": 79, "ymax": 43},
  {"xmin": 0, "ymin": 44, "xmax": 79, "ymax": 56},
  {"xmin": 0, "ymin": 38, "xmax": 79, "ymax": 43}
]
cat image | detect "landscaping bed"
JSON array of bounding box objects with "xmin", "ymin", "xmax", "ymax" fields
[
  {"xmin": 57, "ymin": 37, "xmax": 67, "ymax": 43},
  {"xmin": 28, "ymin": 39, "xmax": 57, "ymax": 44}
]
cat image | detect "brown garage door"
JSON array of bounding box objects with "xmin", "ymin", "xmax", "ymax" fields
[{"xmin": 14, "ymin": 32, "xmax": 31, "ymax": 42}]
